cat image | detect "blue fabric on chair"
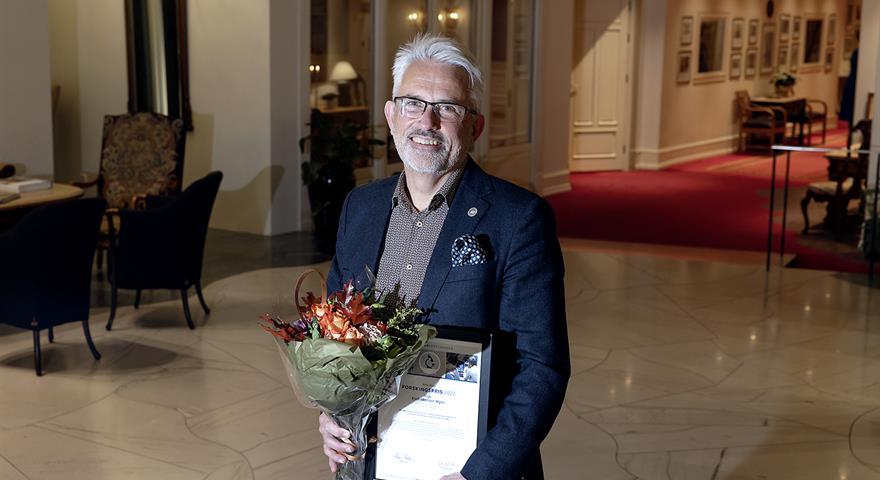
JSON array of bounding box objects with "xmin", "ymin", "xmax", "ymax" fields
[
  {"xmin": 0, "ymin": 198, "xmax": 106, "ymax": 376},
  {"xmin": 106, "ymin": 171, "xmax": 223, "ymax": 331}
]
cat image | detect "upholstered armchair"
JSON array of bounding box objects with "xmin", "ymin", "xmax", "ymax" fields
[
  {"xmin": 735, "ymin": 90, "xmax": 787, "ymax": 153},
  {"xmin": 106, "ymin": 171, "xmax": 222, "ymax": 331},
  {"xmin": 801, "ymin": 120, "xmax": 872, "ymax": 235},
  {"xmin": 0, "ymin": 198, "xmax": 106, "ymax": 376},
  {"xmin": 75, "ymin": 112, "xmax": 186, "ymax": 269}
]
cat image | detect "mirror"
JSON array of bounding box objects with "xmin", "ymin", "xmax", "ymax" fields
[
  {"xmin": 803, "ymin": 19, "xmax": 823, "ymax": 64},
  {"xmin": 698, "ymin": 17, "xmax": 726, "ymax": 74},
  {"xmin": 125, "ymin": 0, "xmax": 192, "ymax": 130}
]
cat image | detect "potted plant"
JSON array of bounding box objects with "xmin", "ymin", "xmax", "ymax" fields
[
  {"xmin": 299, "ymin": 108, "xmax": 384, "ymax": 253},
  {"xmin": 770, "ymin": 71, "xmax": 796, "ymax": 97}
]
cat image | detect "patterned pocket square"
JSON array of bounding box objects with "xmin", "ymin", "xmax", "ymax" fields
[{"xmin": 452, "ymin": 234, "xmax": 488, "ymax": 267}]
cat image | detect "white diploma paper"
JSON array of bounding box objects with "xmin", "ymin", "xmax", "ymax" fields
[{"xmin": 375, "ymin": 337, "xmax": 483, "ymax": 480}]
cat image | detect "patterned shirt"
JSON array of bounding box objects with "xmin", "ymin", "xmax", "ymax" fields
[{"xmin": 375, "ymin": 168, "xmax": 465, "ymax": 306}]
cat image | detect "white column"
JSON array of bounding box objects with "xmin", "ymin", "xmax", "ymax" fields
[
  {"xmin": 0, "ymin": 0, "xmax": 54, "ymax": 178},
  {"xmin": 269, "ymin": 0, "xmax": 309, "ymax": 234},
  {"xmin": 632, "ymin": 0, "xmax": 666, "ymax": 170},
  {"xmin": 855, "ymin": 0, "xmax": 879, "ymax": 125},
  {"xmin": 533, "ymin": 0, "xmax": 573, "ymax": 195},
  {"xmin": 870, "ymin": 30, "xmax": 880, "ymax": 192}
]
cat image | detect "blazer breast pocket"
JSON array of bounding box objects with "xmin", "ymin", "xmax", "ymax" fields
[{"xmin": 444, "ymin": 260, "xmax": 498, "ymax": 284}]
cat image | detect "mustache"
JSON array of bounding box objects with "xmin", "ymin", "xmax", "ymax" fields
[{"xmin": 406, "ymin": 129, "xmax": 446, "ymax": 144}]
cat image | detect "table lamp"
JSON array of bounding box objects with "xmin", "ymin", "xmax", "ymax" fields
[{"xmin": 329, "ymin": 61, "xmax": 358, "ymax": 106}]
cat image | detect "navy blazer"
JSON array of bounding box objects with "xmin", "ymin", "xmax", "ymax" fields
[{"xmin": 327, "ymin": 160, "xmax": 570, "ymax": 480}]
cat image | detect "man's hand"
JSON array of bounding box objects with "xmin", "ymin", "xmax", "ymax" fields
[
  {"xmin": 439, "ymin": 474, "xmax": 466, "ymax": 480},
  {"xmin": 318, "ymin": 412, "xmax": 354, "ymax": 473}
]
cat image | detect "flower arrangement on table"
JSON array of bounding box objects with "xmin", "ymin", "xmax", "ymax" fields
[
  {"xmin": 260, "ymin": 268, "xmax": 435, "ymax": 480},
  {"xmin": 770, "ymin": 71, "xmax": 797, "ymax": 96}
]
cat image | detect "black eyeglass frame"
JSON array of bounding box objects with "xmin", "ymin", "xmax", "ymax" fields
[{"xmin": 392, "ymin": 96, "xmax": 479, "ymax": 122}]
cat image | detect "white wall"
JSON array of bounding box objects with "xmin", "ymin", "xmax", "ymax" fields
[
  {"xmin": 76, "ymin": 0, "xmax": 127, "ymax": 175},
  {"xmin": 533, "ymin": 0, "xmax": 573, "ymax": 195},
  {"xmin": 269, "ymin": 0, "xmax": 309, "ymax": 234},
  {"xmin": 49, "ymin": 0, "xmax": 81, "ymax": 182},
  {"xmin": 653, "ymin": 0, "xmax": 845, "ymax": 168},
  {"xmin": 46, "ymin": 0, "xmax": 308, "ymax": 235},
  {"xmin": 0, "ymin": 0, "xmax": 54, "ymax": 178},
  {"xmin": 869, "ymin": 28, "xmax": 880, "ymax": 191},
  {"xmin": 855, "ymin": 0, "xmax": 878, "ymax": 124},
  {"xmin": 186, "ymin": 0, "xmax": 273, "ymax": 235},
  {"xmin": 633, "ymin": 0, "xmax": 668, "ymax": 169}
]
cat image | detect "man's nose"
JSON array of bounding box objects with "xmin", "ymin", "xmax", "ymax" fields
[{"xmin": 417, "ymin": 106, "xmax": 441, "ymax": 129}]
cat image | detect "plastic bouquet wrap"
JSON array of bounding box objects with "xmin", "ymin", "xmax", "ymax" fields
[{"xmin": 261, "ymin": 268, "xmax": 436, "ymax": 480}]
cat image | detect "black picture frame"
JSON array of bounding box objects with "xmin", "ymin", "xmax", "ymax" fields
[{"xmin": 369, "ymin": 325, "xmax": 495, "ymax": 479}]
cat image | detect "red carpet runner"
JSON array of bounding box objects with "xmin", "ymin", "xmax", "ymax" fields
[{"xmin": 546, "ymin": 128, "xmax": 878, "ymax": 273}]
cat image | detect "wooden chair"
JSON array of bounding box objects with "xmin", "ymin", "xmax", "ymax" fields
[
  {"xmin": 735, "ymin": 90, "xmax": 788, "ymax": 152},
  {"xmin": 0, "ymin": 198, "xmax": 105, "ymax": 375},
  {"xmin": 803, "ymin": 99, "xmax": 828, "ymax": 145},
  {"xmin": 801, "ymin": 120, "xmax": 872, "ymax": 235},
  {"xmin": 106, "ymin": 171, "xmax": 222, "ymax": 331},
  {"xmin": 74, "ymin": 112, "xmax": 186, "ymax": 269}
]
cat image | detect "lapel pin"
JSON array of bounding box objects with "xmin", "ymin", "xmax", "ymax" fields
[{"xmin": 467, "ymin": 207, "xmax": 478, "ymax": 217}]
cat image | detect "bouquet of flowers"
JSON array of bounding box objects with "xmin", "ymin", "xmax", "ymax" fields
[{"xmin": 261, "ymin": 268, "xmax": 435, "ymax": 480}]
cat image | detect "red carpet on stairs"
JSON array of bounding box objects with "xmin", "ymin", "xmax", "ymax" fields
[{"xmin": 546, "ymin": 127, "xmax": 879, "ymax": 274}]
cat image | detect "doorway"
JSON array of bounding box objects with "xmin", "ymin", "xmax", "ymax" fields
[{"xmin": 570, "ymin": 0, "xmax": 633, "ymax": 172}]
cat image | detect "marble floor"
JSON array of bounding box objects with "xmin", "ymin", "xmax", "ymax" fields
[{"xmin": 2, "ymin": 243, "xmax": 880, "ymax": 479}]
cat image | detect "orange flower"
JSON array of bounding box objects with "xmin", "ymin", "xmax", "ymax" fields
[
  {"xmin": 344, "ymin": 292, "xmax": 373, "ymax": 325},
  {"xmin": 321, "ymin": 311, "xmax": 351, "ymax": 341},
  {"xmin": 341, "ymin": 327, "xmax": 365, "ymax": 346},
  {"xmin": 310, "ymin": 302, "xmax": 329, "ymax": 320}
]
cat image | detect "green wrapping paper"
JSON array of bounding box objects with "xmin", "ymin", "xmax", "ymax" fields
[{"xmin": 274, "ymin": 323, "xmax": 436, "ymax": 480}]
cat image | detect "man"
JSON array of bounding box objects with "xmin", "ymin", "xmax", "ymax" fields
[{"xmin": 319, "ymin": 34, "xmax": 569, "ymax": 480}]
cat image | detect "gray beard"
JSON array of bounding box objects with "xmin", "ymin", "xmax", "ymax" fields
[{"xmin": 393, "ymin": 131, "xmax": 467, "ymax": 176}]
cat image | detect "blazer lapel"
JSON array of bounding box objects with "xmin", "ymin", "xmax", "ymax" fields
[
  {"xmin": 418, "ymin": 160, "xmax": 493, "ymax": 313},
  {"xmin": 353, "ymin": 176, "xmax": 396, "ymax": 277}
]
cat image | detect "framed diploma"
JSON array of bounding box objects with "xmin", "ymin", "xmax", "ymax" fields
[{"xmin": 371, "ymin": 326, "xmax": 494, "ymax": 480}]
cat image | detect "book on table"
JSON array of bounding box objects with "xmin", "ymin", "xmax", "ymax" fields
[
  {"xmin": 0, "ymin": 177, "xmax": 53, "ymax": 193},
  {"xmin": 0, "ymin": 191, "xmax": 21, "ymax": 204}
]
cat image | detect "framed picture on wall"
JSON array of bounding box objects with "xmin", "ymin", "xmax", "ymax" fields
[
  {"xmin": 778, "ymin": 45, "xmax": 789, "ymax": 69},
  {"xmin": 681, "ymin": 16, "xmax": 694, "ymax": 46},
  {"xmin": 730, "ymin": 52, "xmax": 742, "ymax": 79},
  {"xmin": 745, "ymin": 48, "xmax": 758, "ymax": 77},
  {"xmin": 793, "ymin": 16, "xmax": 802, "ymax": 40},
  {"xmin": 677, "ymin": 51, "xmax": 692, "ymax": 83},
  {"xmin": 760, "ymin": 23, "xmax": 776, "ymax": 74},
  {"xmin": 824, "ymin": 48, "xmax": 834, "ymax": 72},
  {"xmin": 790, "ymin": 43, "xmax": 799, "ymax": 72},
  {"xmin": 827, "ymin": 14, "xmax": 836, "ymax": 44},
  {"xmin": 732, "ymin": 18, "xmax": 745, "ymax": 49},
  {"xmin": 748, "ymin": 19, "xmax": 759, "ymax": 45},
  {"xmin": 779, "ymin": 14, "xmax": 791, "ymax": 43}
]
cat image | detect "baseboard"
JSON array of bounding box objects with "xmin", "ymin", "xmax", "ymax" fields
[
  {"xmin": 540, "ymin": 169, "xmax": 571, "ymax": 196},
  {"xmin": 541, "ymin": 182, "xmax": 571, "ymax": 196},
  {"xmin": 635, "ymin": 135, "xmax": 738, "ymax": 170}
]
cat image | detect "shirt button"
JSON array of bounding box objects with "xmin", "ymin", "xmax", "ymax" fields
[
  {"xmin": 416, "ymin": 221, "xmax": 423, "ymax": 227},
  {"xmin": 406, "ymin": 263, "xmax": 413, "ymax": 270}
]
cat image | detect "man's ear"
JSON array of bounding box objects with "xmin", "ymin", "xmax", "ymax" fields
[
  {"xmin": 471, "ymin": 113, "xmax": 485, "ymax": 141},
  {"xmin": 384, "ymin": 100, "xmax": 395, "ymax": 130}
]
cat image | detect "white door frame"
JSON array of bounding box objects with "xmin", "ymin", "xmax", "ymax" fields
[{"xmin": 569, "ymin": 0, "xmax": 636, "ymax": 172}]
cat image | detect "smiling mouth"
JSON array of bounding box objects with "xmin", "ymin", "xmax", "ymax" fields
[{"xmin": 408, "ymin": 134, "xmax": 443, "ymax": 147}]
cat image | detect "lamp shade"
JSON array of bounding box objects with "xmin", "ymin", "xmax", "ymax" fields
[{"xmin": 329, "ymin": 61, "xmax": 358, "ymax": 82}]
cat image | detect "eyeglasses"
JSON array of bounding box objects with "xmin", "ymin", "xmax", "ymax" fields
[{"xmin": 393, "ymin": 96, "xmax": 477, "ymax": 123}]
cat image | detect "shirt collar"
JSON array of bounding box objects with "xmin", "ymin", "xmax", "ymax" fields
[{"xmin": 392, "ymin": 167, "xmax": 465, "ymax": 212}]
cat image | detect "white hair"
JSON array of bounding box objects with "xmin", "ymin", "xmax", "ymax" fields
[{"xmin": 391, "ymin": 33, "xmax": 483, "ymax": 112}]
